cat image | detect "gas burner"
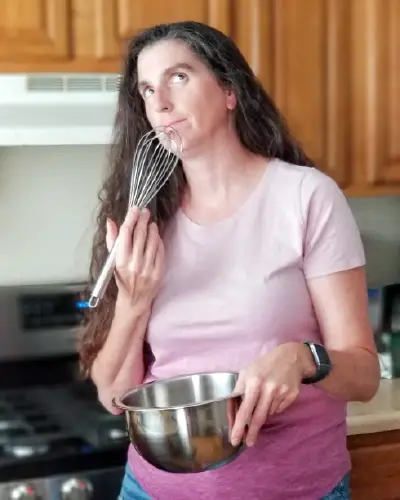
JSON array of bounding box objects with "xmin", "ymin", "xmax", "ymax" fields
[
  {"xmin": 0, "ymin": 420, "xmax": 22, "ymax": 432},
  {"xmin": 108, "ymin": 428, "xmax": 127, "ymax": 441},
  {"xmin": 33, "ymin": 423, "xmax": 61, "ymax": 435},
  {"xmin": 69, "ymin": 381, "xmax": 97, "ymax": 402},
  {"xmin": 95, "ymin": 420, "xmax": 128, "ymax": 445},
  {"xmin": 0, "ymin": 420, "xmax": 28, "ymax": 439},
  {"xmin": 3, "ymin": 437, "xmax": 90, "ymax": 460},
  {"xmin": 0, "ymin": 405, "xmax": 9, "ymax": 417},
  {"xmin": 4, "ymin": 442, "xmax": 49, "ymax": 459},
  {"xmin": 25, "ymin": 413, "xmax": 50, "ymax": 425},
  {"xmin": 12, "ymin": 402, "xmax": 38, "ymax": 413}
]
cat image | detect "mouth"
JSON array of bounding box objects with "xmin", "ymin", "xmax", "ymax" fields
[{"xmin": 165, "ymin": 119, "xmax": 186, "ymax": 129}]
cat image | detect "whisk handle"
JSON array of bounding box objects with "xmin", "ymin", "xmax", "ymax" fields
[{"xmin": 88, "ymin": 236, "xmax": 120, "ymax": 308}]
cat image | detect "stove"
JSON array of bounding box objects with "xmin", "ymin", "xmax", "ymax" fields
[{"xmin": 0, "ymin": 283, "xmax": 129, "ymax": 500}]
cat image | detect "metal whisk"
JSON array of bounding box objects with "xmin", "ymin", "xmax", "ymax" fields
[{"xmin": 88, "ymin": 126, "xmax": 182, "ymax": 308}]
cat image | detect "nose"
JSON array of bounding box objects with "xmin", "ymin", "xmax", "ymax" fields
[{"xmin": 153, "ymin": 87, "xmax": 173, "ymax": 113}]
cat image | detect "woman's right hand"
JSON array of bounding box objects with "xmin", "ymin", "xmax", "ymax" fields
[{"xmin": 106, "ymin": 206, "xmax": 164, "ymax": 312}]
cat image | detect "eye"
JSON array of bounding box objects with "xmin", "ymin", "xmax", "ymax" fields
[
  {"xmin": 142, "ymin": 87, "xmax": 154, "ymax": 98},
  {"xmin": 171, "ymin": 72, "xmax": 187, "ymax": 83}
]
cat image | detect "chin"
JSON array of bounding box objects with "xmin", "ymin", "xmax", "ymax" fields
[{"xmin": 178, "ymin": 131, "xmax": 211, "ymax": 157}]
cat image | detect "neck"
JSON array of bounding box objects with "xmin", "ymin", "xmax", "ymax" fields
[{"xmin": 180, "ymin": 127, "xmax": 261, "ymax": 207}]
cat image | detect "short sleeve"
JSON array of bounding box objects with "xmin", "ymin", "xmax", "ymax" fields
[{"xmin": 301, "ymin": 168, "xmax": 366, "ymax": 279}]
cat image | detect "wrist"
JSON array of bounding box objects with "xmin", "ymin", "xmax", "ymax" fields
[
  {"xmin": 115, "ymin": 294, "xmax": 151, "ymax": 323},
  {"xmin": 297, "ymin": 342, "xmax": 317, "ymax": 379}
]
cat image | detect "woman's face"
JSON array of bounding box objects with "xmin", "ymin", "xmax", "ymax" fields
[{"xmin": 137, "ymin": 39, "xmax": 236, "ymax": 153}]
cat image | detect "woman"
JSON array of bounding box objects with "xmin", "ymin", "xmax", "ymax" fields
[{"xmin": 80, "ymin": 21, "xmax": 380, "ymax": 500}]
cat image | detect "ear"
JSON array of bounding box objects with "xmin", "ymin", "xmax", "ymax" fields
[{"xmin": 225, "ymin": 88, "xmax": 237, "ymax": 110}]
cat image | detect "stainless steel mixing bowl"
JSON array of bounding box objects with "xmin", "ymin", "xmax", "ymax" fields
[{"xmin": 112, "ymin": 371, "xmax": 245, "ymax": 473}]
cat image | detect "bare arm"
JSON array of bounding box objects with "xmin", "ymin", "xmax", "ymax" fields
[
  {"xmin": 90, "ymin": 207, "xmax": 163, "ymax": 413},
  {"xmin": 91, "ymin": 300, "xmax": 150, "ymax": 413},
  {"xmin": 232, "ymin": 267, "xmax": 380, "ymax": 447},
  {"xmin": 301, "ymin": 266, "xmax": 380, "ymax": 402}
]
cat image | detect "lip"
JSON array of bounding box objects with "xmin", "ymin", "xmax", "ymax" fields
[{"xmin": 164, "ymin": 119, "xmax": 186, "ymax": 129}]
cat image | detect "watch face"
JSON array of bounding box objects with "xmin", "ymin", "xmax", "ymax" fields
[
  {"xmin": 302, "ymin": 341, "xmax": 332, "ymax": 384},
  {"xmin": 314, "ymin": 343, "xmax": 331, "ymax": 367}
]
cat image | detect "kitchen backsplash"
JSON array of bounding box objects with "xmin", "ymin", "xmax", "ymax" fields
[
  {"xmin": 1, "ymin": 146, "xmax": 400, "ymax": 287},
  {"xmin": 0, "ymin": 146, "xmax": 108, "ymax": 286}
]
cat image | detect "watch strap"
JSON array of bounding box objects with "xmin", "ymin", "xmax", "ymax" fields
[{"xmin": 302, "ymin": 341, "xmax": 332, "ymax": 384}]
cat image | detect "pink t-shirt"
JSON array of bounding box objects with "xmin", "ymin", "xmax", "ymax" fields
[{"xmin": 128, "ymin": 159, "xmax": 365, "ymax": 499}]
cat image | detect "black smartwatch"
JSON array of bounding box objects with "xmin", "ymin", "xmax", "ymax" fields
[{"xmin": 301, "ymin": 341, "xmax": 332, "ymax": 384}]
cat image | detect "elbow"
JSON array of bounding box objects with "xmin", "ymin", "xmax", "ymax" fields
[
  {"xmin": 91, "ymin": 356, "xmax": 113, "ymax": 390},
  {"xmin": 358, "ymin": 355, "xmax": 381, "ymax": 402},
  {"xmin": 91, "ymin": 360, "xmax": 120, "ymax": 414},
  {"xmin": 98, "ymin": 388, "xmax": 124, "ymax": 415}
]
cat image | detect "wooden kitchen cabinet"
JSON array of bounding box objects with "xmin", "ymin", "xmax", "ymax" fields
[
  {"xmin": 347, "ymin": 0, "xmax": 400, "ymax": 196},
  {"xmin": 0, "ymin": 0, "xmax": 231, "ymax": 72},
  {"xmin": 0, "ymin": 0, "xmax": 399, "ymax": 197},
  {"xmin": 71, "ymin": 0, "xmax": 231, "ymax": 70},
  {"xmin": 0, "ymin": 0, "xmax": 71, "ymax": 63},
  {"xmin": 348, "ymin": 429, "xmax": 400, "ymax": 500},
  {"xmin": 230, "ymin": 0, "xmax": 400, "ymax": 197},
  {"xmin": 232, "ymin": 0, "xmax": 351, "ymax": 189}
]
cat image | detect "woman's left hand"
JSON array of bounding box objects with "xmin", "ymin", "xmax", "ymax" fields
[{"xmin": 230, "ymin": 342, "xmax": 314, "ymax": 447}]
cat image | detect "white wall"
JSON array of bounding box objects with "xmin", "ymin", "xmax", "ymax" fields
[
  {"xmin": 1, "ymin": 146, "xmax": 399, "ymax": 287},
  {"xmin": 0, "ymin": 145, "xmax": 108, "ymax": 285},
  {"xmin": 348, "ymin": 196, "xmax": 400, "ymax": 287}
]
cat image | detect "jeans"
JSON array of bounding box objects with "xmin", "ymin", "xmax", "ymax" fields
[
  {"xmin": 118, "ymin": 465, "xmax": 351, "ymax": 499},
  {"xmin": 118, "ymin": 465, "xmax": 151, "ymax": 499},
  {"xmin": 322, "ymin": 472, "xmax": 351, "ymax": 500}
]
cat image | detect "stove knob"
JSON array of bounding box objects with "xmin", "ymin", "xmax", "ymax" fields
[
  {"xmin": 60, "ymin": 478, "xmax": 93, "ymax": 500},
  {"xmin": 9, "ymin": 484, "xmax": 39, "ymax": 500}
]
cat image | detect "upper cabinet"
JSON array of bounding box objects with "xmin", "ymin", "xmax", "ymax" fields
[
  {"xmin": 0, "ymin": 0, "xmax": 71, "ymax": 65},
  {"xmin": 230, "ymin": 0, "xmax": 400, "ymax": 197},
  {"xmin": 0, "ymin": 0, "xmax": 231, "ymax": 72},
  {"xmin": 0, "ymin": 0, "xmax": 399, "ymax": 197},
  {"xmin": 349, "ymin": 0, "xmax": 400, "ymax": 196},
  {"xmin": 232, "ymin": 0, "xmax": 350, "ymax": 190},
  {"xmin": 70, "ymin": 0, "xmax": 231, "ymax": 70}
]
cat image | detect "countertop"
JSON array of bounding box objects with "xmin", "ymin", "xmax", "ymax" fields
[{"xmin": 347, "ymin": 378, "xmax": 400, "ymax": 435}]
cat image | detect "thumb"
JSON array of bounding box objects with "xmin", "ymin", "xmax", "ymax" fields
[
  {"xmin": 106, "ymin": 218, "xmax": 118, "ymax": 252},
  {"xmin": 233, "ymin": 370, "xmax": 246, "ymax": 395}
]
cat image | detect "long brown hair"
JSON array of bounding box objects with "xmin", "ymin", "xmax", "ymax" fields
[{"xmin": 78, "ymin": 21, "xmax": 314, "ymax": 377}]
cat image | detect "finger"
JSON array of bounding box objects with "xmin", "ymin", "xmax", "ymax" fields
[
  {"xmin": 268, "ymin": 385, "xmax": 289, "ymax": 416},
  {"xmin": 141, "ymin": 223, "xmax": 160, "ymax": 276},
  {"xmin": 230, "ymin": 377, "xmax": 261, "ymax": 446},
  {"xmin": 268, "ymin": 395, "xmax": 284, "ymax": 416},
  {"xmin": 106, "ymin": 218, "xmax": 118, "ymax": 253},
  {"xmin": 245, "ymin": 388, "xmax": 273, "ymax": 446},
  {"xmin": 130, "ymin": 209, "xmax": 151, "ymax": 270},
  {"xmin": 272, "ymin": 389, "xmax": 299, "ymax": 416},
  {"xmin": 228, "ymin": 372, "xmax": 246, "ymax": 436},
  {"xmin": 117, "ymin": 207, "xmax": 140, "ymax": 266},
  {"xmin": 233, "ymin": 371, "xmax": 246, "ymax": 395},
  {"xmin": 152, "ymin": 239, "xmax": 164, "ymax": 279}
]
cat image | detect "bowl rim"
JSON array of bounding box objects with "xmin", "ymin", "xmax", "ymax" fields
[{"xmin": 112, "ymin": 370, "xmax": 243, "ymax": 412}]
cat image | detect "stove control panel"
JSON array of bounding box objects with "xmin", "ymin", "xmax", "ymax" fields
[
  {"xmin": 0, "ymin": 282, "xmax": 88, "ymax": 360},
  {"xmin": 19, "ymin": 290, "xmax": 87, "ymax": 331},
  {"xmin": 1, "ymin": 467, "xmax": 123, "ymax": 500},
  {"xmin": 60, "ymin": 478, "xmax": 93, "ymax": 500}
]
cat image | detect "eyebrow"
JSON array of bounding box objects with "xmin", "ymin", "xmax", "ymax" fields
[{"xmin": 138, "ymin": 62, "xmax": 195, "ymax": 91}]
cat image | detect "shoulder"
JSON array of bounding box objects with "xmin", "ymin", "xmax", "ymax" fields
[
  {"xmin": 266, "ymin": 161, "xmax": 366, "ymax": 278},
  {"xmin": 268, "ymin": 158, "xmax": 340, "ymax": 196},
  {"xmin": 268, "ymin": 159, "xmax": 346, "ymax": 224}
]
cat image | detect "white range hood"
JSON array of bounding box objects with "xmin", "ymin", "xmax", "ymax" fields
[{"xmin": 0, "ymin": 73, "xmax": 120, "ymax": 146}]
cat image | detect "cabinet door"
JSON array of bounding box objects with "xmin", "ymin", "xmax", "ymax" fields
[
  {"xmin": 0, "ymin": 0, "xmax": 70, "ymax": 62},
  {"xmin": 233, "ymin": 0, "xmax": 351, "ymax": 188},
  {"xmin": 350, "ymin": 440, "xmax": 400, "ymax": 499},
  {"xmin": 73, "ymin": 0, "xmax": 231, "ymax": 71},
  {"xmin": 350, "ymin": 0, "xmax": 400, "ymax": 195}
]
